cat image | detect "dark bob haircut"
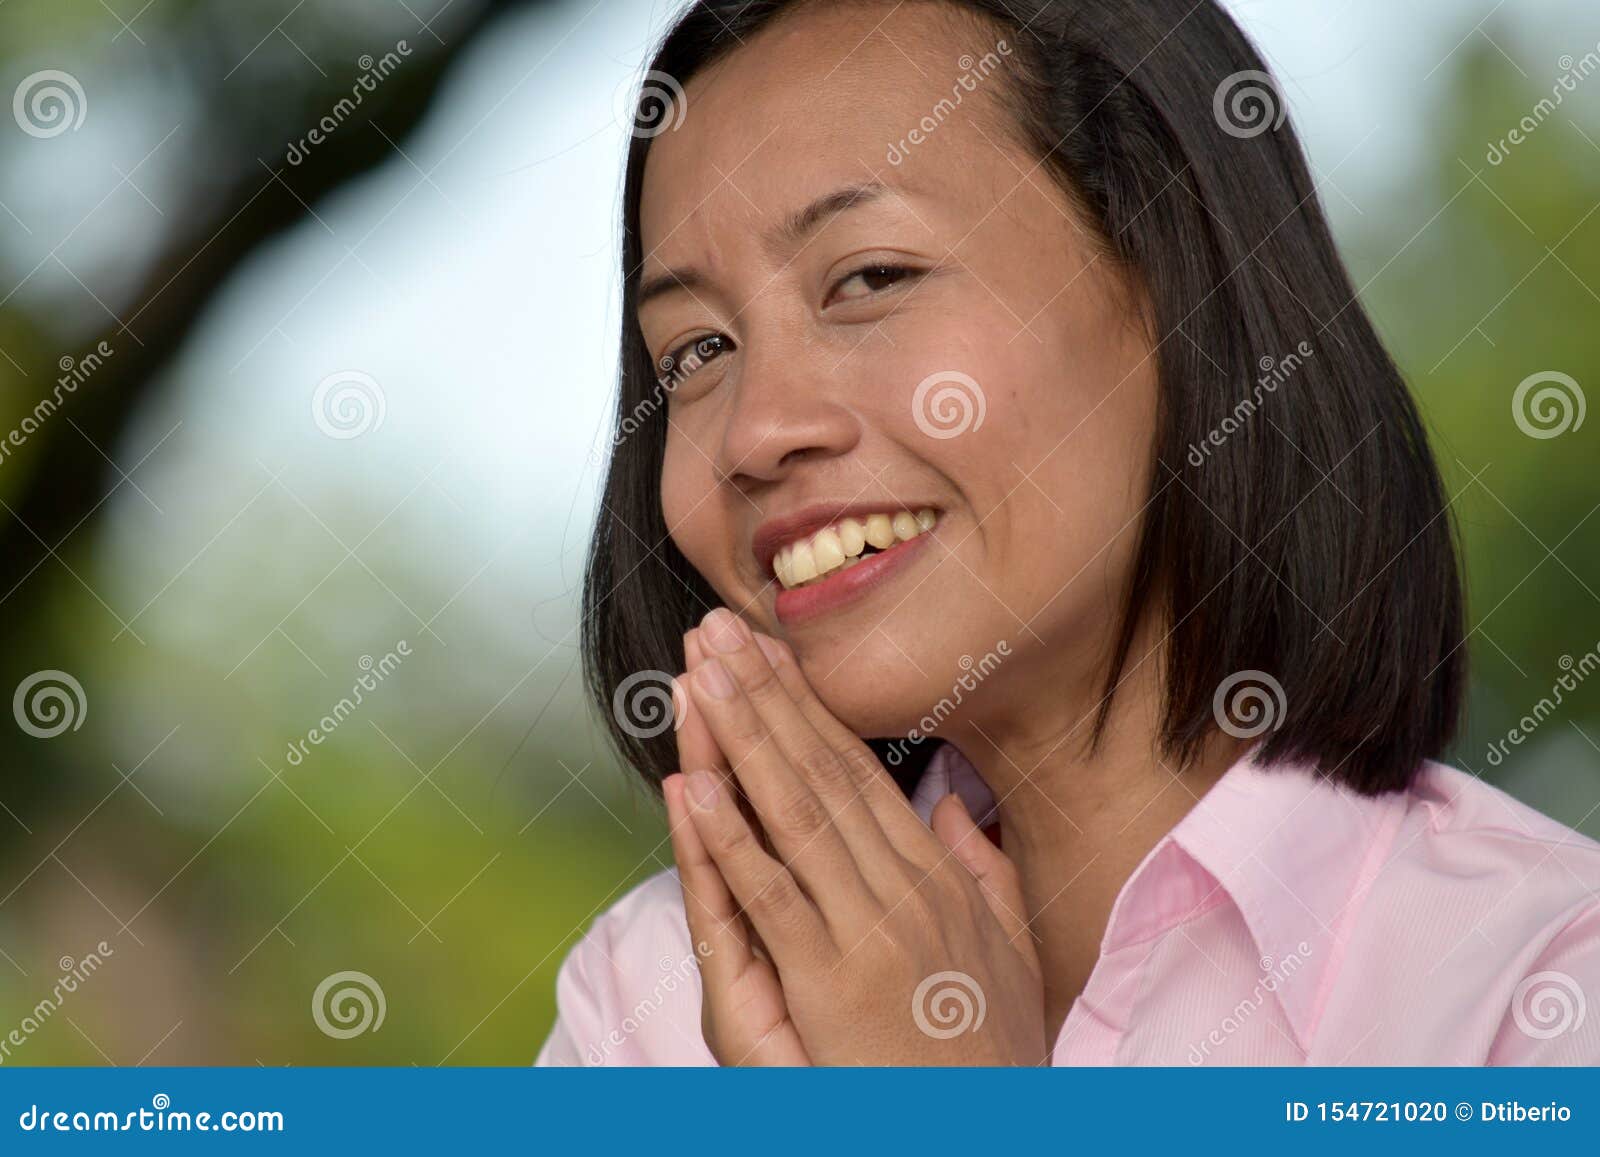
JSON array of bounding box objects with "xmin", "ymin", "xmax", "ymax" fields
[{"xmin": 582, "ymin": 0, "xmax": 1465, "ymax": 797}]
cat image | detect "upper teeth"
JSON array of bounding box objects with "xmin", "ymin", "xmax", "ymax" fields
[{"xmin": 773, "ymin": 509, "xmax": 937, "ymax": 590}]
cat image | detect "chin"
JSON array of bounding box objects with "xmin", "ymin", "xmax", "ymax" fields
[{"xmin": 791, "ymin": 648, "xmax": 944, "ymax": 741}]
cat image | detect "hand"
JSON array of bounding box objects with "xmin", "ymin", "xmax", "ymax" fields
[
  {"xmin": 664, "ymin": 624, "xmax": 810, "ymax": 1065},
  {"xmin": 664, "ymin": 608, "xmax": 1045, "ymax": 1066}
]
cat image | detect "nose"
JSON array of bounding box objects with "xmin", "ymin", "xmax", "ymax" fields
[{"xmin": 715, "ymin": 341, "xmax": 861, "ymax": 488}]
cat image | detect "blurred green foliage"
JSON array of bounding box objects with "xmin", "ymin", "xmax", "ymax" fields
[
  {"xmin": 0, "ymin": 8, "xmax": 1597, "ymax": 1065},
  {"xmin": 1359, "ymin": 40, "xmax": 1600, "ymax": 823}
]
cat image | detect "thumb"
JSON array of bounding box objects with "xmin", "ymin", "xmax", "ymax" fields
[{"xmin": 931, "ymin": 793, "xmax": 1034, "ymax": 956}]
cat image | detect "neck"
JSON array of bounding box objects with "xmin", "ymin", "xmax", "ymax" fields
[{"xmin": 939, "ymin": 638, "xmax": 1242, "ymax": 1046}]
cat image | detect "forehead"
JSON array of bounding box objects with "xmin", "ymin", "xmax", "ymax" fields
[{"xmin": 638, "ymin": 2, "xmax": 1011, "ymax": 258}]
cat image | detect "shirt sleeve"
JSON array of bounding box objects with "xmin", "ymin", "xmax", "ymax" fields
[
  {"xmin": 534, "ymin": 924, "xmax": 618, "ymax": 1066},
  {"xmin": 1488, "ymin": 901, "xmax": 1600, "ymax": 1064},
  {"xmin": 532, "ymin": 870, "xmax": 715, "ymax": 1066}
]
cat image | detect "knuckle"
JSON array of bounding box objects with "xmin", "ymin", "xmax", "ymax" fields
[
  {"xmin": 709, "ymin": 809, "xmax": 759, "ymax": 858},
  {"xmin": 840, "ymin": 744, "xmax": 889, "ymax": 788},
  {"xmin": 751, "ymin": 869, "xmax": 805, "ymax": 923},
  {"xmin": 726, "ymin": 713, "xmax": 774, "ymax": 761},
  {"xmin": 772, "ymin": 785, "xmax": 830, "ymax": 837},
  {"xmin": 795, "ymin": 741, "xmax": 853, "ymax": 795},
  {"xmin": 737, "ymin": 656, "xmax": 785, "ymax": 705},
  {"xmin": 720, "ymin": 702, "xmax": 768, "ymax": 745}
]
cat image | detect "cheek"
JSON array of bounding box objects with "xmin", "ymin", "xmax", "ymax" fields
[
  {"xmin": 919, "ymin": 310, "xmax": 1156, "ymax": 613},
  {"xmin": 658, "ymin": 432, "xmax": 693, "ymax": 522},
  {"xmin": 659, "ymin": 434, "xmax": 721, "ymax": 576},
  {"xmin": 997, "ymin": 352, "xmax": 1158, "ymax": 623}
]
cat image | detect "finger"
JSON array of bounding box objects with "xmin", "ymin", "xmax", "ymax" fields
[
  {"xmin": 664, "ymin": 772, "xmax": 753, "ymax": 992},
  {"xmin": 681, "ymin": 767, "xmax": 832, "ymax": 963},
  {"xmin": 748, "ymin": 629, "xmax": 935, "ymax": 848},
  {"xmin": 681, "ymin": 633, "xmax": 870, "ymax": 915},
  {"xmin": 684, "ymin": 629, "xmax": 773, "ymax": 848},
  {"xmin": 931, "ymin": 793, "xmax": 1035, "ymax": 957},
  {"xmin": 697, "ymin": 610, "xmax": 893, "ymax": 849},
  {"xmin": 676, "ymin": 630, "xmax": 729, "ymax": 780},
  {"xmin": 669, "ymin": 777, "xmax": 809, "ymax": 1068}
]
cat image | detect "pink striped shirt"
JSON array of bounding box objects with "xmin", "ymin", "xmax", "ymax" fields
[{"xmin": 537, "ymin": 745, "xmax": 1600, "ymax": 1065}]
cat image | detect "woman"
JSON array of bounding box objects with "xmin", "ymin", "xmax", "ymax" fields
[{"xmin": 540, "ymin": 0, "xmax": 1600, "ymax": 1065}]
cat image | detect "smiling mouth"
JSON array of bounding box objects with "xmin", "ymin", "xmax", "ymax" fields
[{"xmin": 771, "ymin": 509, "xmax": 938, "ymax": 590}]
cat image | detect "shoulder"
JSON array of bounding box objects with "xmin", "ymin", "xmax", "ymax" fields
[
  {"xmin": 583, "ymin": 868, "xmax": 698, "ymax": 963},
  {"xmin": 1404, "ymin": 760, "xmax": 1600, "ymax": 892},
  {"xmin": 1338, "ymin": 762, "xmax": 1600, "ymax": 1061},
  {"xmin": 1373, "ymin": 761, "xmax": 1600, "ymax": 941},
  {"xmin": 535, "ymin": 869, "xmax": 714, "ymax": 1066}
]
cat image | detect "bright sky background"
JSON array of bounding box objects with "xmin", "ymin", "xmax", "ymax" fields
[{"xmin": 78, "ymin": 0, "xmax": 1598, "ymax": 643}]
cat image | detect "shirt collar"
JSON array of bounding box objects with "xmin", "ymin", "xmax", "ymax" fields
[{"xmin": 909, "ymin": 742, "xmax": 1406, "ymax": 1049}]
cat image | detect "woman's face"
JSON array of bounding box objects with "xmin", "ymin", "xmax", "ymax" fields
[{"xmin": 639, "ymin": 2, "xmax": 1159, "ymax": 741}]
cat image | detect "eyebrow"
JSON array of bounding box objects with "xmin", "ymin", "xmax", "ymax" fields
[
  {"xmin": 636, "ymin": 181, "xmax": 890, "ymax": 310},
  {"xmin": 775, "ymin": 180, "xmax": 887, "ymax": 247}
]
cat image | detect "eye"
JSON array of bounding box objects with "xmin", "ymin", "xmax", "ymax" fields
[
  {"xmin": 658, "ymin": 332, "xmax": 736, "ymax": 382},
  {"xmin": 825, "ymin": 262, "xmax": 919, "ymax": 307}
]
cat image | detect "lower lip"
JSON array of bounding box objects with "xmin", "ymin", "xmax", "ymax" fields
[{"xmin": 772, "ymin": 530, "xmax": 935, "ymax": 627}]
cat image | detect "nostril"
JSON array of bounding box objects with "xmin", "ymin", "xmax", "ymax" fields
[
  {"xmin": 718, "ymin": 394, "xmax": 860, "ymax": 485},
  {"xmin": 777, "ymin": 447, "xmax": 815, "ymax": 470}
]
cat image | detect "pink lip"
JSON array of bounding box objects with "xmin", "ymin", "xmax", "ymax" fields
[{"xmin": 772, "ymin": 528, "xmax": 934, "ymax": 627}]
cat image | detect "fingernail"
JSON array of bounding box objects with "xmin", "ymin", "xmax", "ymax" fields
[
  {"xmin": 754, "ymin": 634, "xmax": 784, "ymax": 666},
  {"xmin": 685, "ymin": 769, "xmax": 722, "ymax": 809},
  {"xmin": 703, "ymin": 608, "xmax": 749, "ymax": 654},
  {"xmin": 671, "ymin": 675, "xmax": 690, "ymax": 728},
  {"xmin": 695, "ymin": 657, "xmax": 735, "ymax": 699}
]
